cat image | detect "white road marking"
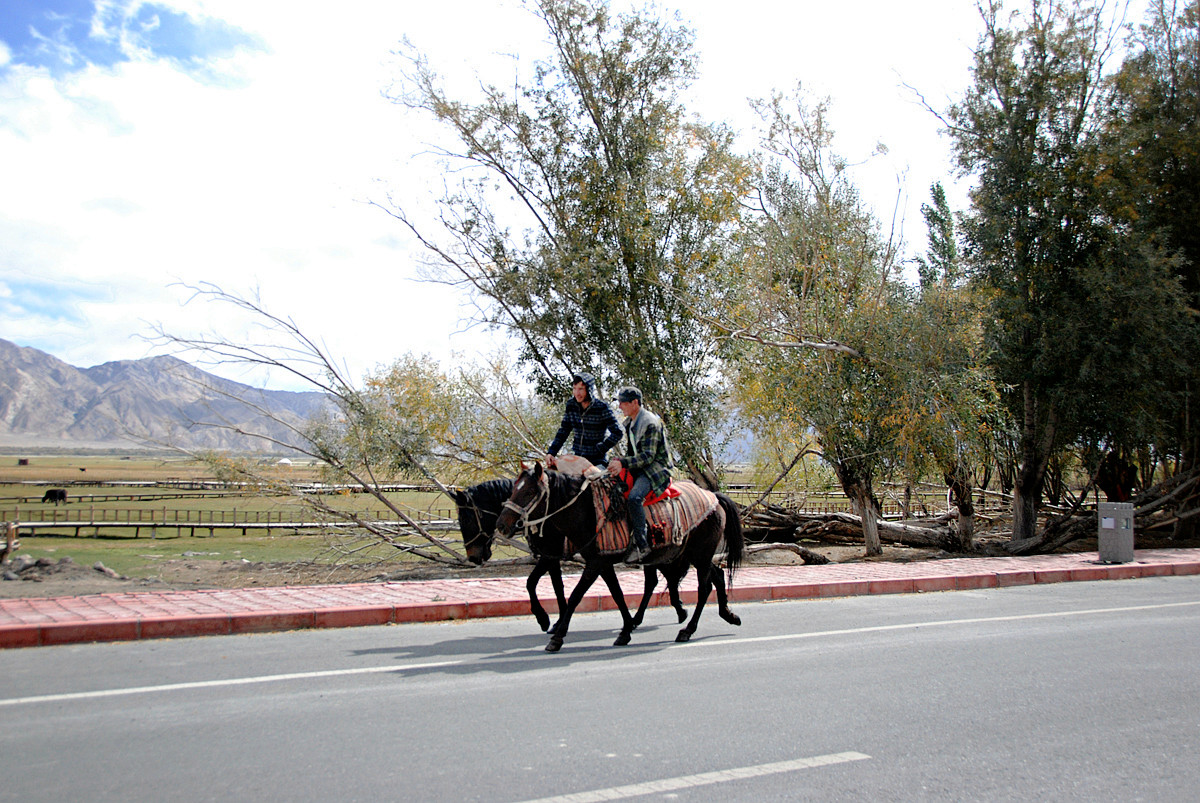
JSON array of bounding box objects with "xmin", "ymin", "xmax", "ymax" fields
[
  {"xmin": 688, "ymin": 599, "xmax": 1200, "ymax": 649},
  {"xmin": 0, "ymin": 660, "xmax": 462, "ymax": 708},
  {"xmin": 6, "ymin": 600, "xmax": 1198, "ymax": 709},
  {"xmin": 515, "ymin": 751, "xmax": 872, "ymax": 802}
]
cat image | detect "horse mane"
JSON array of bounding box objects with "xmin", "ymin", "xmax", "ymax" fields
[
  {"xmin": 466, "ymin": 478, "xmax": 514, "ymax": 510},
  {"xmin": 545, "ymin": 468, "xmax": 587, "ymax": 502}
]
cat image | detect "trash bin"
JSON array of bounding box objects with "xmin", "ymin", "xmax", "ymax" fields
[{"xmin": 1098, "ymin": 502, "xmax": 1135, "ymax": 563}]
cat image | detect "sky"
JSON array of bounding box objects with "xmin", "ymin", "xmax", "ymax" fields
[{"xmin": 0, "ymin": 0, "xmax": 1037, "ymax": 391}]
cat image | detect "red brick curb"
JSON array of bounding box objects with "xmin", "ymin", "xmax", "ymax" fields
[{"xmin": 2, "ymin": 548, "xmax": 1198, "ymax": 649}]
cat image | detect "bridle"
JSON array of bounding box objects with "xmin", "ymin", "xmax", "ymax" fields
[{"xmin": 500, "ymin": 470, "xmax": 591, "ymax": 539}]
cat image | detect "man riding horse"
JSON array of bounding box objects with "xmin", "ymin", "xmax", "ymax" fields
[
  {"xmin": 607, "ymin": 386, "xmax": 671, "ymax": 564},
  {"xmin": 545, "ymin": 371, "xmax": 622, "ymax": 468}
]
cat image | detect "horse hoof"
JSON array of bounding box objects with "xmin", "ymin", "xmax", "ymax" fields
[
  {"xmin": 546, "ymin": 637, "xmax": 563, "ymax": 653},
  {"xmin": 547, "ymin": 620, "xmax": 559, "ymax": 636},
  {"xmin": 614, "ymin": 632, "xmax": 631, "ymax": 647},
  {"xmin": 721, "ymin": 610, "xmax": 742, "ymax": 626},
  {"xmin": 536, "ymin": 613, "xmax": 551, "ymax": 632},
  {"xmin": 676, "ymin": 610, "xmax": 687, "ymax": 624},
  {"xmin": 675, "ymin": 630, "xmax": 692, "ymax": 643}
]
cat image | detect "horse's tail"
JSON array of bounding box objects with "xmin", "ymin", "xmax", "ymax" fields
[{"xmin": 716, "ymin": 492, "xmax": 744, "ymax": 586}]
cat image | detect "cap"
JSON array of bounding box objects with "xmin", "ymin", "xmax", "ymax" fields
[{"xmin": 616, "ymin": 386, "xmax": 642, "ymax": 403}]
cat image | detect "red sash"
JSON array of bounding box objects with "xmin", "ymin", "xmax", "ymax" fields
[{"xmin": 616, "ymin": 468, "xmax": 680, "ymax": 506}]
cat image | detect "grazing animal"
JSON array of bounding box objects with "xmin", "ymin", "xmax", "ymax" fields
[
  {"xmin": 451, "ymin": 478, "xmax": 737, "ymax": 634},
  {"xmin": 41, "ymin": 488, "xmax": 67, "ymax": 506},
  {"xmin": 494, "ymin": 462, "xmax": 743, "ymax": 652}
]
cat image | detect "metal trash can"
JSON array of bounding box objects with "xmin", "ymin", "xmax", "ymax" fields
[{"xmin": 1098, "ymin": 502, "xmax": 1135, "ymax": 563}]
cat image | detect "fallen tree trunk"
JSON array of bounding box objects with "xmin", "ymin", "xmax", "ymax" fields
[
  {"xmin": 1004, "ymin": 467, "xmax": 1200, "ymax": 556},
  {"xmin": 744, "ymin": 504, "xmax": 961, "ymax": 551},
  {"xmin": 744, "ymin": 542, "xmax": 831, "ymax": 564}
]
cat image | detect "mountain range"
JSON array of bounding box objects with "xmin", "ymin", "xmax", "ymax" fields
[{"xmin": 0, "ymin": 339, "xmax": 329, "ymax": 453}]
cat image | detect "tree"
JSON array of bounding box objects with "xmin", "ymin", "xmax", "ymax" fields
[
  {"xmin": 151, "ymin": 285, "xmax": 562, "ymax": 568},
  {"xmin": 724, "ymin": 88, "xmax": 911, "ymax": 556},
  {"xmin": 914, "ymin": 182, "xmax": 962, "ymax": 289},
  {"xmin": 1105, "ymin": 0, "xmax": 1200, "ymax": 480},
  {"xmin": 945, "ymin": 0, "xmax": 1188, "ymax": 545},
  {"xmin": 909, "ymin": 183, "xmax": 1002, "ymax": 549},
  {"xmin": 360, "ymin": 353, "xmax": 560, "ymax": 483},
  {"xmin": 386, "ymin": 0, "xmax": 750, "ymax": 487}
]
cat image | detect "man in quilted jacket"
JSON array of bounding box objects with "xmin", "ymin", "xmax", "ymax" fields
[{"xmin": 546, "ymin": 372, "xmax": 623, "ymax": 468}]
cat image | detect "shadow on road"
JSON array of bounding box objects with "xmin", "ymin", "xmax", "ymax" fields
[{"xmin": 349, "ymin": 618, "xmax": 740, "ymax": 676}]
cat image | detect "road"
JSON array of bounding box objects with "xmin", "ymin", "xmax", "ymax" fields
[{"xmin": 3, "ymin": 577, "xmax": 1199, "ymax": 802}]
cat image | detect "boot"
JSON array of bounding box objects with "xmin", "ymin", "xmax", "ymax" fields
[{"xmin": 624, "ymin": 542, "xmax": 651, "ymax": 564}]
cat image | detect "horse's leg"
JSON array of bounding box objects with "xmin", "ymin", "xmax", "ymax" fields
[
  {"xmin": 597, "ymin": 562, "xmax": 638, "ymax": 647},
  {"xmin": 710, "ymin": 563, "xmax": 741, "ymax": 626},
  {"xmin": 677, "ymin": 518, "xmax": 721, "ymax": 643},
  {"xmin": 630, "ymin": 566, "xmax": 659, "ymax": 629},
  {"xmin": 677, "ymin": 562, "xmax": 713, "ymax": 643},
  {"xmin": 526, "ymin": 558, "xmax": 554, "ymax": 633},
  {"xmin": 662, "ymin": 564, "xmax": 688, "ymax": 624},
  {"xmin": 546, "ymin": 562, "xmax": 600, "ymax": 653},
  {"xmin": 546, "ymin": 559, "xmax": 567, "ymax": 636}
]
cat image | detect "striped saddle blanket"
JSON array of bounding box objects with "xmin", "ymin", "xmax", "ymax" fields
[{"xmin": 590, "ymin": 478, "xmax": 718, "ymax": 556}]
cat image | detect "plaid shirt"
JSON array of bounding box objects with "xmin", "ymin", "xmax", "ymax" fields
[
  {"xmin": 547, "ymin": 397, "xmax": 623, "ymax": 465},
  {"xmin": 619, "ymin": 408, "xmax": 672, "ymax": 495}
]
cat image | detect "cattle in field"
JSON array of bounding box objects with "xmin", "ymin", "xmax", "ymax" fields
[{"xmin": 41, "ymin": 488, "xmax": 67, "ymax": 505}]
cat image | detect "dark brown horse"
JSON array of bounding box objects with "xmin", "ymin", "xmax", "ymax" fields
[
  {"xmin": 451, "ymin": 478, "xmax": 738, "ymax": 634},
  {"xmin": 493, "ymin": 462, "xmax": 743, "ymax": 652}
]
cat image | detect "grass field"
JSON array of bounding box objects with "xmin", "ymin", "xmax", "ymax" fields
[{"xmin": 0, "ymin": 452, "xmax": 465, "ymax": 578}]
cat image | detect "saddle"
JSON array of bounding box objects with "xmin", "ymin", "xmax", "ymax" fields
[{"xmin": 589, "ymin": 475, "xmax": 717, "ymax": 556}]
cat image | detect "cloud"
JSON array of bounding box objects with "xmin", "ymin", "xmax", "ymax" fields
[
  {"xmin": 0, "ymin": 0, "xmax": 1050, "ymax": 391},
  {"xmin": 0, "ymin": 0, "xmax": 262, "ymax": 78},
  {"xmin": 0, "ymin": 274, "xmax": 108, "ymax": 326},
  {"xmin": 0, "ymin": 0, "xmax": 513, "ymax": 388}
]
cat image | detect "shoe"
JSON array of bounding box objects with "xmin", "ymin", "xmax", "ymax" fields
[{"xmin": 624, "ymin": 544, "xmax": 651, "ymax": 564}]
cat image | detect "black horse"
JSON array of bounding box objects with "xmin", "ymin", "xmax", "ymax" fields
[
  {"xmin": 451, "ymin": 479, "xmax": 738, "ymax": 634},
  {"xmin": 494, "ymin": 462, "xmax": 744, "ymax": 652}
]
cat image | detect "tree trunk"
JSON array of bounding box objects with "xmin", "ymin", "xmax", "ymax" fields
[
  {"xmin": 833, "ymin": 459, "xmax": 882, "ymax": 556},
  {"xmin": 742, "ymin": 506, "xmax": 960, "ymax": 549},
  {"xmin": 685, "ymin": 456, "xmax": 720, "ymax": 491},
  {"xmin": 1012, "ymin": 477, "xmax": 1040, "ymax": 543},
  {"xmin": 850, "ymin": 486, "xmax": 882, "ymax": 556},
  {"xmin": 1011, "ymin": 384, "xmax": 1057, "ymax": 543},
  {"xmin": 744, "ymin": 543, "xmax": 830, "ymax": 564},
  {"xmin": 946, "ymin": 464, "xmax": 975, "ymax": 552}
]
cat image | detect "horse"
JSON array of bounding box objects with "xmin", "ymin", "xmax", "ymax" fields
[
  {"xmin": 494, "ymin": 462, "xmax": 744, "ymax": 652},
  {"xmin": 41, "ymin": 488, "xmax": 67, "ymax": 505},
  {"xmin": 451, "ymin": 478, "xmax": 739, "ymax": 634}
]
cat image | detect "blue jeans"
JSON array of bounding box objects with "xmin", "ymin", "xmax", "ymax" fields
[{"xmin": 627, "ymin": 473, "xmax": 651, "ymax": 550}]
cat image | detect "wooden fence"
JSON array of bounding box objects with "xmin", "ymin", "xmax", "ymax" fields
[
  {"xmin": 0, "ymin": 506, "xmax": 458, "ymax": 538},
  {"xmin": 4, "ymin": 480, "xmax": 1024, "ymax": 541}
]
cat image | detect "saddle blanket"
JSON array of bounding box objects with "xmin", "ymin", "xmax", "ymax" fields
[{"xmin": 591, "ymin": 479, "xmax": 718, "ymax": 555}]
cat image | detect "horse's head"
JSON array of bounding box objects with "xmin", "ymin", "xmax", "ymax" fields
[
  {"xmin": 452, "ymin": 488, "xmax": 495, "ymax": 566},
  {"xmin": 494, "ymin": 462, "xmax": 548, "ymax": 539}
]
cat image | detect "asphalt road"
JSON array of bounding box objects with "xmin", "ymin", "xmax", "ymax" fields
[{"xmin": 3, "ymin": 576, "xmax": 1199, "ymax": 802}]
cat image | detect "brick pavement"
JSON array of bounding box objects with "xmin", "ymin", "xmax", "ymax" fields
[{"xmin": 2, "ymin": 548, "xmax": 1198, "ymax": 649}]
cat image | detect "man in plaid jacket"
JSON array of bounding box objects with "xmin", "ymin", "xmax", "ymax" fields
[
  {"xmin": 607, "ymin": 386, "xmax": 672, "ymax": 563},
  {"xmin": 546, "ymin": 372, "xmax": 623, "ymax": 467}
]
